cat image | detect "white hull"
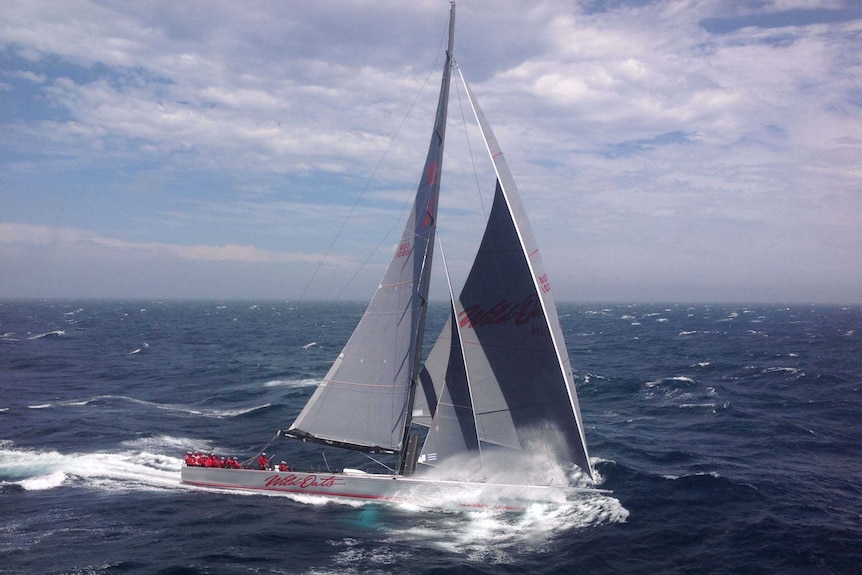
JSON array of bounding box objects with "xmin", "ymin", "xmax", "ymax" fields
[{"xmin": 181, "ymin": 466, "xmax": 603, "ymax": 510}]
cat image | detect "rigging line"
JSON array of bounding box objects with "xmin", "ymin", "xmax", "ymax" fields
[
  {"xmin": 438, "ymin": 234, "xmax": 485, "ymax": 476},
  {"xmin": 453, "ymin": 59, "xmax": 487, "ymax": 222},
  {"xmin": 301, "ymin": 15, "xmax": 452, "ymax": 303}
]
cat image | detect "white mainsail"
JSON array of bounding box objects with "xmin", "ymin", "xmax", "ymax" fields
[{"xmin": 285, "ymin": 5, "xmax": 456, "ymax": 457}]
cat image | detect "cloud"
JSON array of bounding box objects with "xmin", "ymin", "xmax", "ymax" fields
[
  {"xmin": 0, "ymin": 0, "xmax": 860, "ymax": 302},
  {"xmin": 0, "ymin": 222, "xmax": 349, "ymax": 265}
]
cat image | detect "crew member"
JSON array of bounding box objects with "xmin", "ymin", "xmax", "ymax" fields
[
  {"xmin": 278, "ymin": 461, "xmax": 290, "ymax": 472},
  {"xmin": 257, "ymin": 452, "xmax": 270, "ymax": 470}
]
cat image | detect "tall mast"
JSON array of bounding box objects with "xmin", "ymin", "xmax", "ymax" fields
[{"xmin": 397, "ymin": 1, "xmax": 456, "ymax": 474}]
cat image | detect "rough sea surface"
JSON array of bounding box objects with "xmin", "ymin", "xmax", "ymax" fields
[{"xmin": 1, "ymin": 300, "xmax": 860, "ymax": 574}]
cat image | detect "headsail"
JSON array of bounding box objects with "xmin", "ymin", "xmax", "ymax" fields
[
  {"xmin": 418, "ymin": 67, "xmax": 594, "ymax": 481},
  {"xmin": 285, "ymin": 5, "xmax": 456, "ymax": 455}
]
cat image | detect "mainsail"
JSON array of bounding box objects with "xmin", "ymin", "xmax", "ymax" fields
[{"xmin": 285, "ymin": 5, "xmax": 456, "ymax": 456}]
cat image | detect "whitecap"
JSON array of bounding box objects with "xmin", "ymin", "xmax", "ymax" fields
[
  {"xmin": 264, "ymin": 379, "xmax": 318, "ymax": 388},
  {"xmin": 20, "ymin": 470, "xmax": 68, "ymax": 491},
  {"xmin": 764, "ymin": 367, "xmax": 801, "ymax": 375},
  {"xmin": 27, "ymin": 330, "xmax": 65, "ymax": 340},
  {"xmin": 210, "ymin": 404, "xmax": 272, "ymax": 418},
  {"xmin": 379, "ymin": 492, "xmax": 628, "ymax": 559},
  {"xmin": 128, "ymin": 342, "xmax": 150, "ymax": 355}
]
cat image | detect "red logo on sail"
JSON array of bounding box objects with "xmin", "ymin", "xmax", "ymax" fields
[
  {"xmin": 396, "ymin": 241, "xmax": 413, "ymax": 258},
  {"xmin": 458, "ymin": 293, "xmax": 543, "ymax": 328}
]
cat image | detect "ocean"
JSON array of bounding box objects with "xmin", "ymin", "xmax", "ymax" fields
[{"xmin": 1, "ymin": 300, "xmax": 860, "ymax": 574}]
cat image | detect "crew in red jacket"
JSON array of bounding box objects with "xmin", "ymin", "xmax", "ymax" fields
[{"xmin": 257, "ymin": 452, "xmax": 270, "ymax": 470}]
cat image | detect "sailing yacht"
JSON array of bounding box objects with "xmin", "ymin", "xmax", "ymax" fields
[{"xmin": 182, "ymin": 3, "xmax": 605, "ymax": 509}]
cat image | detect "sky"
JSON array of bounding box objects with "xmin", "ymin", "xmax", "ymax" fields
[{"xmin": 1, "ymin": 0, "xmax": 860, "ymax": 303}]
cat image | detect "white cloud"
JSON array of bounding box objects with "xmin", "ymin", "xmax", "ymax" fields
[
  {"xmin": 0, "ymin": 0, "xmax": 860, "ymax": 302},
  {"xmin": 0, "ymin": 222, "xmax": 349, "ymax": 265}
]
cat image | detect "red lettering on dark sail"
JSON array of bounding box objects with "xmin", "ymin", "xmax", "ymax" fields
[{"xmin": 458, "ymin": 293, "xmax": 543, "ymax": 329}]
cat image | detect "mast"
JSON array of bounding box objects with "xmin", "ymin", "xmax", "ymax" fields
[{"xmin": 397, "ymin": 1, "xmax": 456, "ymax": 475}]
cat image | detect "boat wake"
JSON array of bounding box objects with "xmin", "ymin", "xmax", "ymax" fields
[
  {"xmin": 325, "ymin": 493, "xmax": 628, "ymax": 565},
  {"xmin": 0, "ymin": 438, "xmax": 185, "ymax": 494},
  {"xmin": 23, "ymin": 394, "xmax": 267, "ymax": 418}
]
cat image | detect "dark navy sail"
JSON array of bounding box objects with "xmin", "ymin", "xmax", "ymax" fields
[
  {"xmin": 417, "ymin": 67, "xmax": 594, "ymax": 481},
  {"xmin": 286, "ymin": 6, "xmax": 456, "ymax": 454}
]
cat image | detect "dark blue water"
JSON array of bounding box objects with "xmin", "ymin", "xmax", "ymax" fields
[{"xmin": 1, "ymin": 300, "xmax": 860, "ymax": 574}]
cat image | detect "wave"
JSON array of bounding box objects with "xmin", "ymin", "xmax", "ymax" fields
[
  {"xmin": 642, "ymin": 376, "xmax": 725, "ymax": 410},
  {"xmin": 662, "ymin": 471, "xmax": 721, "ymax": 481},
  {"xmin": 371, "ymin": 492, "xmax": 628, "ymax": 561},
  {"xmin": 26, "ymin": 330, "xmax": 66, "ymax": 340},
  {"xmin": 214, "ymin": 403, "xmax": 272, "ymax": 417},
  {"xmin": 263, "ymin": 378, "xmax": 318, "ymax": 388},
  {"xmin": 763, "ymin": 366, "xmax": 802, "ymax": 375},
  {"xmin": 645, "ymin": 376, "xmax": 698, "ymax": 388}
]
